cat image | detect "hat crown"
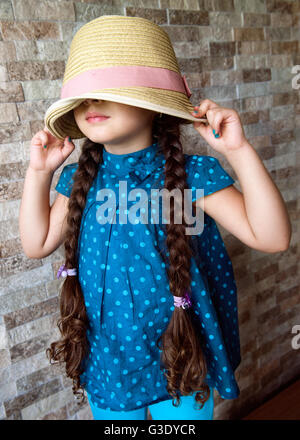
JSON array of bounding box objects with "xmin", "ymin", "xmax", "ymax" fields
[
  {"xmin": 44, "ymin": 15, "xmax": 199, "ymax": 140},
  {"xmin": 63, "ymin": 15, "xmax": 180, "ymax": 86}
]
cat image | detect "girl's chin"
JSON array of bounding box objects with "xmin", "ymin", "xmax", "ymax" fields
[{"xmin": 86, "ymin": 134, "xmax": 110, "ymax": 144}]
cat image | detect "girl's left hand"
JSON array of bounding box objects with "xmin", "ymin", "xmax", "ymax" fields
[{"xmin": 190, "ymin": 99, "xmax": 248, "ymax": 155}]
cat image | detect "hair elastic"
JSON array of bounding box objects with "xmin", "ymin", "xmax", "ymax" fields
[
  {"xmin": 173, "ymin": 291, "xmax": 192, "ymax": 309},
  {"xmin": 57, "ymin": 264, "xmax": 77, "ymax": 279}
]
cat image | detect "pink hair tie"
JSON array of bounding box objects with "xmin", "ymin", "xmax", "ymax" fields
[
  {"xmin": 173, "ymin": 291, "xmax": 192, "ymax": 309},
  {"xmin": 57, "ymin": 264, "xmax": 77, "ymax": 279}
]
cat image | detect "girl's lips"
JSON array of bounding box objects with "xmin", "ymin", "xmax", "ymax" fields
[{"xmin": 86, "ymin": 116, "xmax": 110, "ymax": 123}]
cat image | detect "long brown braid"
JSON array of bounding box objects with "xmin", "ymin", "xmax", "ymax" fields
[
  {"xmin": 46, "ymin": 139, "xmax": 103, "ymax": 402},
  {"xmin": 46, "ymin": 113, "xmax": 210, "ymax": 408}
]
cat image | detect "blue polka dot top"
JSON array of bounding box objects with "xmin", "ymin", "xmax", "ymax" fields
[{"xmin": 55, "ymin": 141, "xmax": 241, "ymax": 412}]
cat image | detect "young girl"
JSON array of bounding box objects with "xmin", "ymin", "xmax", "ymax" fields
[{"xmin": 19, "ymin": 15, "xmax": 291, "ymax": 421}]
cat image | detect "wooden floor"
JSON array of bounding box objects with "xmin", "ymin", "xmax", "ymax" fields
[{"xmin": 242, "ymin": 378, "xmax": 300, "ymax": 420}]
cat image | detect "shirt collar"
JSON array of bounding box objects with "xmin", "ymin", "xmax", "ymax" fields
[{"xmin": 102, "ymin": 141, "xmax": 165, "ymax": 179}]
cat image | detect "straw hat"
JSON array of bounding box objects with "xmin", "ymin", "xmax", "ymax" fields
[{"xmin": 44, "ymin": 15, "xmax": 206, "ymax": 140}]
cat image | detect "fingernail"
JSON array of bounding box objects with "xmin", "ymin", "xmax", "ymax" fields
[
  {"xmin": 68, "ymin": 136, "xmax": 72, "ymax": 142},
  {"xmin": 212, "ymin": 128, "xmax": 219, "ymax": 138},
  {"xmin": 43, "ymin": 145, "xmax": 47, "ymax": 148}
]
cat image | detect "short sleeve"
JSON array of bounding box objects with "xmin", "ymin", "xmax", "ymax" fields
[
  {"xmin": 55, "ymin": 162, "xmax": 78, "ymax": 198},
  {"xmin": 185, "ymin": 155, "xmax": 235, "ymax": 202}
]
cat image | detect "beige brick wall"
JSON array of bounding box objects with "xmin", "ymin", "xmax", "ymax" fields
[{"xmin": 0, "ymin": 0, "xmax": 299, "ymax": 420}]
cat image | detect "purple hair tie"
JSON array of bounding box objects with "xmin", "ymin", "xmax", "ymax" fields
[
  {"xmin": 57, "ymin": 263, "xmax": 77, "ymax": 279},
  {"xmin": 173, "ymin": 291, "xmax": 192, "ymax": 309}
]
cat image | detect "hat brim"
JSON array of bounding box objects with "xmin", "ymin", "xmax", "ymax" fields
[{"xmin": 44, "ymin": 90, "xmax": 205, "ymax": 140}]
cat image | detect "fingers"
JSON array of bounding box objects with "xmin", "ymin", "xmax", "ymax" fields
[
  {"xmin": 61, "ymin": 136, "xmax": 75, "ymax": 157},
  {"xmin": 31, "ymin": 130, "xmax": 75, "ymax": 155},
  {"xmin": 191, "ymin": 100, "xmax": 218, "ymax": 120},
  {"xmin": 31, "ymin": 129, "xmax": 48, "ymax": 148},
  {"xmin": 210, "ymin": 111, "xmax": 224, "ymax": 136},
  {"xmin": 64, "ymin": 136, "xmax": 73, "ymax": 146},
  {"xmin": 197, "ymin": 99, "xmax": 219, "ymax": 114},
  {"xmin": 191, "ymin": 99, "xmax": 223, "ymax": 137}
]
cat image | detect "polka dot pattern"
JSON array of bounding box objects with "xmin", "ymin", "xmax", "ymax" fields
[{"xmin": 55, "ymin": 142, "xmax": 241, "ymax": 411}]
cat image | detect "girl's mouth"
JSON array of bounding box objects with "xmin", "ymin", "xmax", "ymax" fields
[{"xmin": 86, "ymin": 116, "xmax": 110, "ymax": 123}]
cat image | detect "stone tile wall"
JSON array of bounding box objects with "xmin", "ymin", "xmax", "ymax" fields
[{"xmin": 0, "ymin": 0, "xmax": 299, "ymax": 420}]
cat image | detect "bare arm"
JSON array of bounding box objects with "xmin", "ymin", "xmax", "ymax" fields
[
  {"xmin": 19, "ymin": 166, "xmax": 69, "ymax": 258},
  {"xmin": 19, "ymin": 125, "xmax": 74, "ymax": 259},
  {"xmin": 193, "ymin": 142, "xmax": 292, "ymax": 253}
]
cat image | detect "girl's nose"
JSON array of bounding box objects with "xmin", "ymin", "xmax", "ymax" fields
[{"xmin": 83, "ymin": 98, "xmax": 101, "ymax": 105}]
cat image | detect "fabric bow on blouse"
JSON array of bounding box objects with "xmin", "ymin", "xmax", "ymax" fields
[{"xmin": 102, "ymin": 141, "xmax": 165, "ymax": 183}]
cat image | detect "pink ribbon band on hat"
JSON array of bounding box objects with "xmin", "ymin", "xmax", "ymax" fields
[
  {"xmin": 173, "ymin": 291, "xmax": 192, "ymax": 309},
  {"xmin": 61, "ymin": 65, "xmax": 192, "ymax": 99},
  {"xmin": 57, "ymin": 263, "xmax": 77, "ymax": 279}
]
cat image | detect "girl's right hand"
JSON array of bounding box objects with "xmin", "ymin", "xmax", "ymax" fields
[{"xmin": 29, "ymin": 127, "xmax": 75, "ymax": 173}]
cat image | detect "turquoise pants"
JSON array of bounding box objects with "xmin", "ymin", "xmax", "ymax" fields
[{"xmin": 86, "ymin": 387, "xmax": 214, "ymax": 420}]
